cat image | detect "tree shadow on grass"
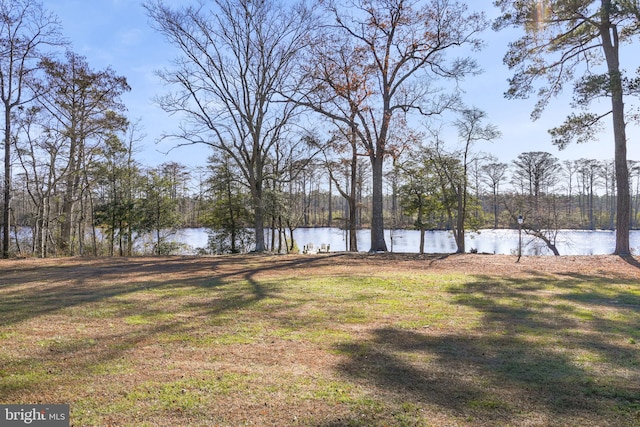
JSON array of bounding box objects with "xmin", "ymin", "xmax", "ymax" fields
[
  {"xmin": 333, "ymin": 329, "xmax": 605, "ymax": 425},
  {"xmin": 0, "ymin": 254, "xmax": 348, "ymax": 403},
  {"xmin": 0, "ymin": 254, "xmax": 345, "ymax": 327},
  {"xmin": 330, "ymin": 273, "xmax": 640, "ymax": 426}
]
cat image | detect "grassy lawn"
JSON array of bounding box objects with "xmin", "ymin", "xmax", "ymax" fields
[{"xmin": 0, "ymin": 254, "xmax": 639, "ymax": 426}]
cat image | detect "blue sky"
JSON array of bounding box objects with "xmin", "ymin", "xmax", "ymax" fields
[{"xmin": 49, "ymin": 0, "xmax": 639, "ymax": 169}]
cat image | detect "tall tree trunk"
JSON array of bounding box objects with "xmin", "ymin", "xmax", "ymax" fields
[
  {"xmin": 287, "ymin": 221, "xmax": 296, "ymax": 253},
  {"xmin": 3, "ymin": 107, "xmax": 11, "ymax": 258},
  {"xmin": 41, "ymin": 192, "xmax": 51, "ymax": 257},
  {"xmin": 328, "ymin": 177, "xmax": 333, "ymax": 228},
  {"xmin": 493, "ymin": 188, "xmax": 499, "ymax": 229},
  {"xmin": 610, "ymin": 173, "xmax": 616, "ymax": 230},
  {"xmin": 601, "ymin": 18, "xmax": 630, "ymax": 255},
  {"xmin": 226, "ymin": 175, "xmax": 238, "ymax": 254},
  {"xmin": 277, "ymin": 216, "xmax": 283, "ymax": 254},
  {"xmin": 87, "ymin": 185, "xmax": 98, "ymax": 256},
  {"xmin": 418, "ymin": 203, "xmax": 425, "ymax": 254},
  {"xmin": 370, "ymin": 155, "xmax": 387, "ymax": 252},
  {"xmin": 589, "ymin": 178, "xmax": 595, "ymax": 230},
  {"xmin": 60, "ymin": 137, "xmax": 80, "ymax": 255},
  {"xmin": 348, "ymin": 152, "xmax": 358, "ymax": 252},
  {"xmin": 252, "ymin": 185, "xmax": 266, "ymax": 252},
  {"xmin": 455, "ymin": 185, "xmax": 465, "ymax": 253}
]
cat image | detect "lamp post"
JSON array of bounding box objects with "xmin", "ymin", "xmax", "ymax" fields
[{"xmin": 517, "ymin": 215, "xmax": 523, "ymax": 263}]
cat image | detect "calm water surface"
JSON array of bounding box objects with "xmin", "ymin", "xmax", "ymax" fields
[{"xmin": 174, "ymin": 227, "xmax": 640, "ymax": 256}]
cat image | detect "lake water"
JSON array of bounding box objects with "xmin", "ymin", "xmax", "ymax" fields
[{"xmin": 173, "ymin": 227, "xmax": 640, "ymax": 256}]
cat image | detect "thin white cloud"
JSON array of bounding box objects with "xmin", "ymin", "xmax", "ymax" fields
[{"xmin": 118, "ymin": 28, "xmax": 143, "ymax": 47}]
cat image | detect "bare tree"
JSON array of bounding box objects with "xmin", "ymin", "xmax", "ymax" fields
[
  {"xmin": 14, "ymin": 105, "xmax": 64, "ymax": 257},
  {"xmin": 145, "ymin": 0, "xmax": 316, "ymax": 252},
  {"xmin": 576, "ymin": 158, "xmax": 601, "ymax": 230},
  {"xmin": 511, "ymin": 151, "xmax": 561, "ymax": 207},
  {"xmin": 601, "ymin": 159, "xmax": 616, "ymax": 229},
  {"xmin": 427, "ymin": 109, "xmax": 499, "ymax": 253},
  {"xmin": 504, "ymin": 193, "xmax": 563, "ymax": 256},
  {"xmin": 0, "ymin": 0, "xmax": 64, "ymax": 258},
  {"xmin": 313, "ymin": 0, "xmax": 487, "ymax": 252},
  {"xmin": 323, "ymin": 132, "xmax": 362, "ymax": 252},
  {"xmin": 298, "ymin": 33, "xmax": 373, "ymax": 251},
  {"xmin": 481, "ymin": 156, "xmax": 509, "ymax": 229},
  {"xmin": 562, "ymin": 160, "xmax": 577, "ymax": 219},
  {"xmin": 450, "ymin": 108, "xmax": 500, "ymax": 251},
  {"xmin": 507, "ymin": 151, "xmax": 564, "ymax": 256}
]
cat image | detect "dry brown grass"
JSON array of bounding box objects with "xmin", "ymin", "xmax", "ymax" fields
[{"xmin": 1, "ymin": 253, "xmax": 639, "ymax": 426}]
